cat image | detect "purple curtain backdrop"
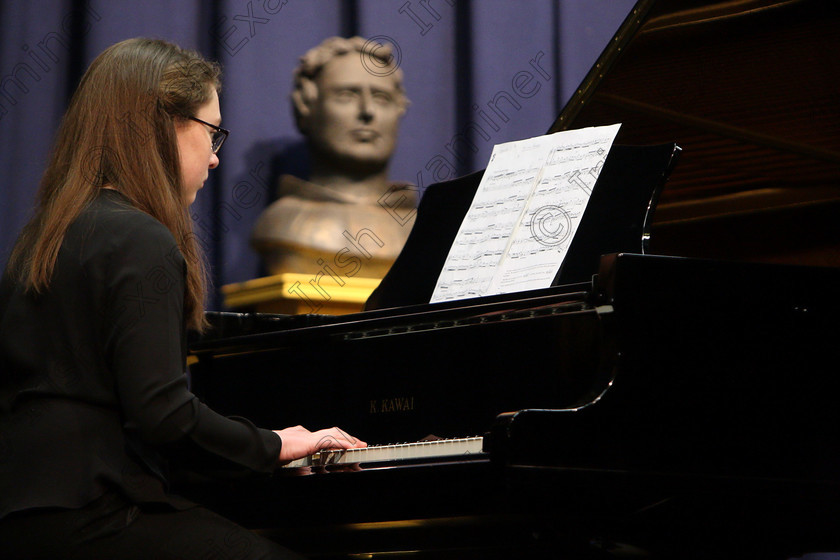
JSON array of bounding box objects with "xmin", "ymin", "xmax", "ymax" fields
[{"xmin": 0, "ymin": 0, "xmax": 635, "ymax": 309}]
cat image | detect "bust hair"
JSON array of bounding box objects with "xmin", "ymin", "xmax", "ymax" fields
[
  {"xmin": 291, "ymin": 36, "xmax": 408, "ymax": 133},
  {"xmin": 9, "ymin": 37, "xmax": 220, "ymax": 331}
]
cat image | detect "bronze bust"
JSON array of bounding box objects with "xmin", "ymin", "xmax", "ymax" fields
[{"xmin": 251, "ymin": 36, "xmax": 417, "ymax": 279}]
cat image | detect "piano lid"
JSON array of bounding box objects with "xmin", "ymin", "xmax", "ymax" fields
[{"xmin": 550, "ymin": 0, "xmax": 840, "ymax": 267}]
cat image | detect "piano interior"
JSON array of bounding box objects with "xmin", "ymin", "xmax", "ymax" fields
[{"xmin": 184, "ymin": 1, "xmax": 840, "ymax": 558}]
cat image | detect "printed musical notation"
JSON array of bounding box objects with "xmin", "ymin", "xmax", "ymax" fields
[{"xmin": 430, "ymin": 123, "xmax": 621, "ymax": 303}]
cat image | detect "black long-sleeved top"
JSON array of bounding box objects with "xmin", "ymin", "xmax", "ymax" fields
[{"xmin": 0, "ymin": 189, "xmax": 282, "ymax": 518}]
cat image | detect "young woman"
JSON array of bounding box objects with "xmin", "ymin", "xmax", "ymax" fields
[{"xmin": 0, "ymin": 38, "xmax": 365, "ymax": 559}]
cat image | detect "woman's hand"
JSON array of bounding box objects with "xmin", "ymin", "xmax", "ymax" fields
[{"xmin": 274, "ymin": 425, "xmax": 367, "ymax": 463}]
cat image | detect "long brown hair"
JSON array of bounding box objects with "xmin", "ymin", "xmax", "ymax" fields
[{"xmin": 9, "ymin": 38, "xmax": 220, "ymax": 331}]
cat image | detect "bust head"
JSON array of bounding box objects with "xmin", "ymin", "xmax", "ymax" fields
[{"xmin": 291, "ymin": 36, "xmax": 408, "ymax": 174}]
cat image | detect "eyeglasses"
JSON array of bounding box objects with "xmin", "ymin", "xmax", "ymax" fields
[{"xmin": 188, "ymin": 116, "xmax": 229, "ymax": 154}]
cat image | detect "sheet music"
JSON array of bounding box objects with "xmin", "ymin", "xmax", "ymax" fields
[{"xmin": 430, "ymin": 124, "xmax": 621, "ymax": 303}]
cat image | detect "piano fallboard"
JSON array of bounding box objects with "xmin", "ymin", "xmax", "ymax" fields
[{"xmin": 189, "ymin": 281, "xmax": 612, "ymax": 445}]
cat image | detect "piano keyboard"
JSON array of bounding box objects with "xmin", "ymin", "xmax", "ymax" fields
[{"xmin": 283, "ymin": 436, "xmax": 485, "ymax": 468}]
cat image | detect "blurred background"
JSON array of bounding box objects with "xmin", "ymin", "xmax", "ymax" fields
[{"xmin": 0, "ymin": 0, "xmax": 635, "ymax": 308}]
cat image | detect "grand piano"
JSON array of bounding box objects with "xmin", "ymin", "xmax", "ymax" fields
[{"xmin": 183, "ymin": 1, "xmax": 840, "ymax": 558}]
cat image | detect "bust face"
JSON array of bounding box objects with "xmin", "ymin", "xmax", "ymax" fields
[{"xmin": 302, "ymin": 53, "xmax": 404, "ymax": 169}]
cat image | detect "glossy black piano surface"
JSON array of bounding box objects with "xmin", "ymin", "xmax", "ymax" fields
[
  {"xmin": 185, "ymin": 253, "xmax": 840, "ymax": 558},
  {"xmin": 190, "ymin": 278, "xmax": 609, "ymax": 445}
]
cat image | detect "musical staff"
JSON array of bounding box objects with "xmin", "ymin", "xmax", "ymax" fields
[{"xmin": 431, "ymin": 124, "xmax": 621, "ymax": 303}]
